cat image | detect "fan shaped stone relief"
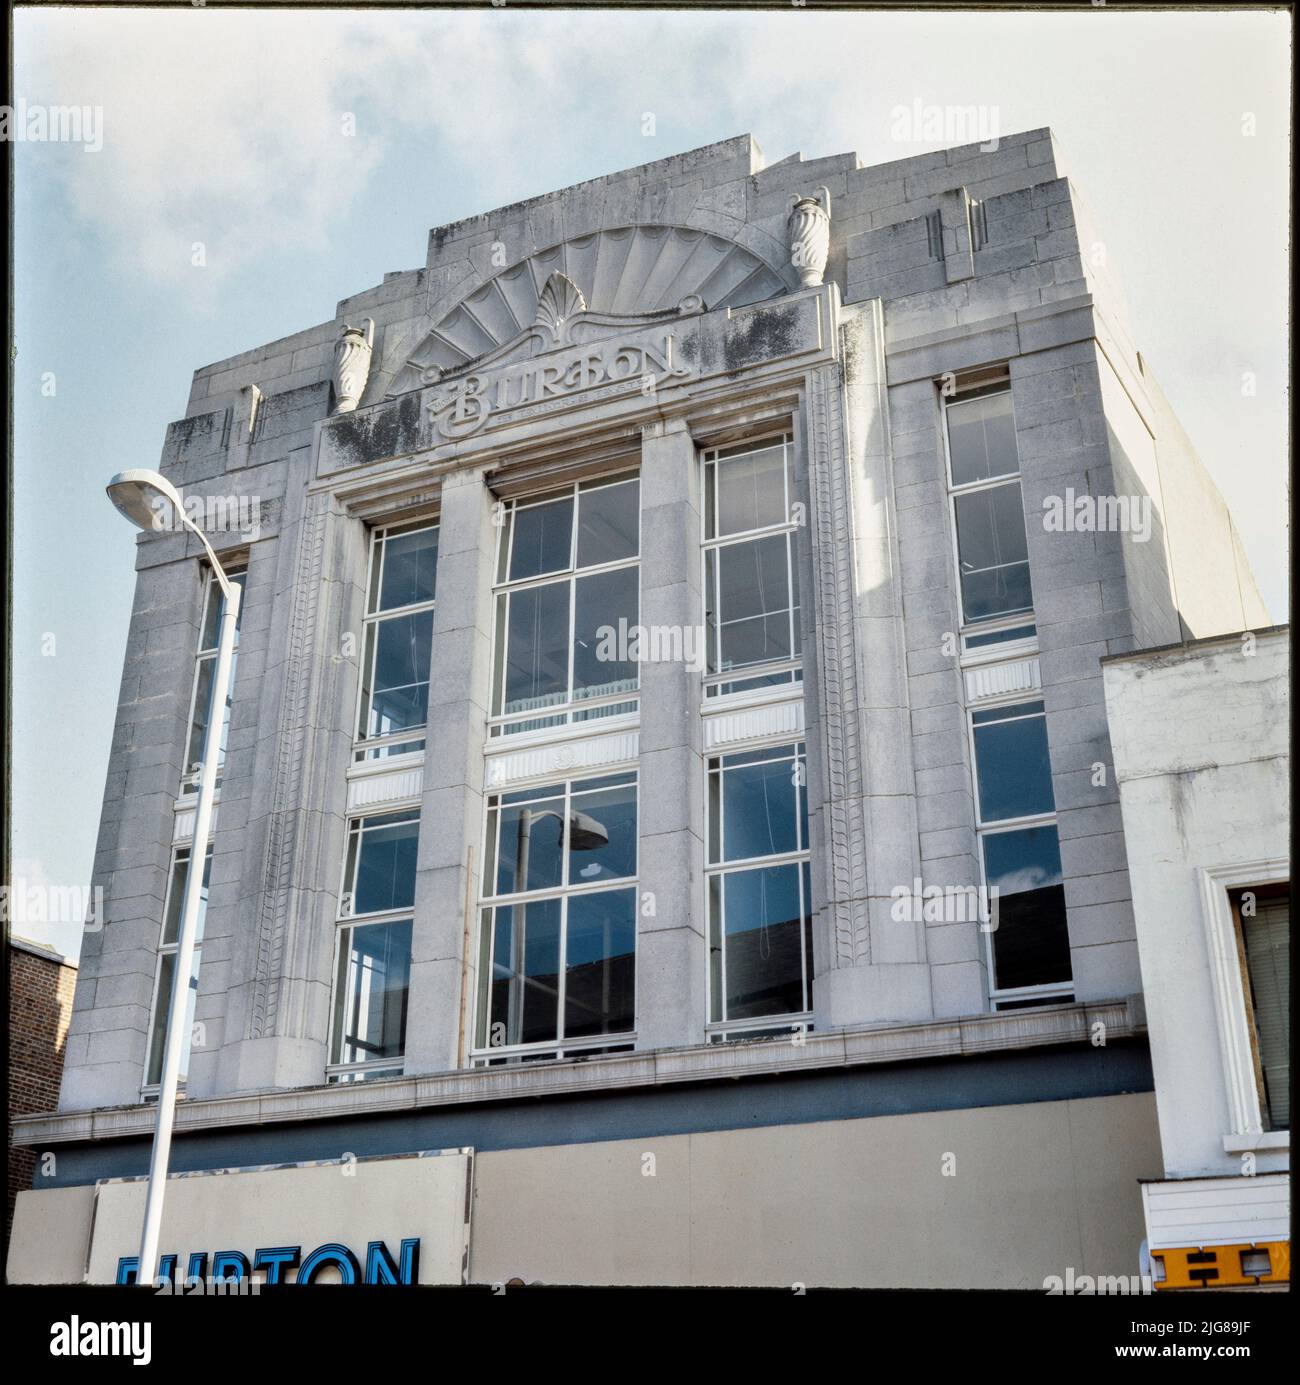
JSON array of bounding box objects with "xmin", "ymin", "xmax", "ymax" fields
[
  {"xmin": 534, "ymin": 272, "xmax": 588, "ymax": 343},
  {"xmin": 388, "ymin": 225, "xmax": 786, "ymax": 397}
]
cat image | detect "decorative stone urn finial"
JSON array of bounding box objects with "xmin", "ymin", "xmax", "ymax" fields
[
  {"xmin": 788, "ymin": 187, "xmax": 831, "ymax": 288},
  {"xmin": 331, "ymin": 318, "xmax": 375, "ymax": 414}
]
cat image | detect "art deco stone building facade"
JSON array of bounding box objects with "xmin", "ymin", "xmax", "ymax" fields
[{"xmin": 11, "ymin": 130, "xmax": 1274, "ymax": 1287}]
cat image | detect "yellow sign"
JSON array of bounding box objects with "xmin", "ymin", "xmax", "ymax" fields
[{"xmin": 1152, "ymin": 1240, "xmax": 1289, "ymax": 1289}]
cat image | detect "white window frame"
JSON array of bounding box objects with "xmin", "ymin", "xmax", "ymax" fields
[
  {"xmin": 141, "ymin": 843, "xmax": 213, "ymax": 1098},
  {"xmin": 488, "ymin": 476, "xmax": 641, "ymax": 741},
  {"xmin": 704, "ymin": 738, "xmax": 814, "ymax": 1036},
  {"xmin": 325, "ymin": 801, "xmax": 421, "ymax": 1082},
  {"xmin": 471, "ymin": 770, "xmax": 640, "ymax": 1064},
  {"xmin": 966, "ymin": 691, "xmax": 1073, "ymax": 1009},
  {"xmin": 353, "ymin": 519, "xmax": 440, "ymax": 764},
  {"xmin": 700, "ymin": 433, "xmax": 803, "ymax": 691},
  {"xmin": 941, "ymin": 382, "xmax": 1035, "ymax": 644},
  {"xmin": 1198, "ymin": 858, "xmax": 1290, "ymax": 1143},
  {"xmin": 179, "ymin": 564, "xmax": 247, "ymax": 796}
]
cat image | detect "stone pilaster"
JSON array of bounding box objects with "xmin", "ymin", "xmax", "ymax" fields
[
  {"xmin": 58, "ymin": 553, "xmax": 205, "ymax": 1111},
  {"xmin": 217, "ymin": 476, "xmax": 366, "ymax": 1091},
  {"xmin": 635, "ymin": 418, "xmax": 707, "ymax": 1050},
  {"xmin": 404, "ymin": 467, "xmax": 496, "ymax": 1074},
  {"xmin": 801, "ymin": 302, "xmax": 930, "ymax": 1029}
]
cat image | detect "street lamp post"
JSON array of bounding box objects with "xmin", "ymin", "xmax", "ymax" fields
[{"xmin": 106, "ymin": 468, "xmax": 241, "ymax": 1287}]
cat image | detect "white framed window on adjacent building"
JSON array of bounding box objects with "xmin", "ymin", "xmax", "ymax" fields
[
  {"xmin": 1199, "ymin": 861, "xmax": 1290, "ymax": 1146},
  {"xmin": 967, "ymin": 697, "xmax": 1074, "ymax": 1008},
  {"xmin": 472, "ymin": 771, "xmax": 638, "ymax": 1064},
  {"xmin": 701, "ymin": 434, "xmax": 804, "ymax": 700},
  {"xmin": 354, "ymin": 519, "xmax": 440, "ymax": 763},
  {"xmin": 941, "ymin": 374, "xmax": 1037, "ymax": 657},
  {"xmin": 706, "ymin": 739, "xmax": 813, "ymax": 1039},
  {"xmin": 489, "ymin": 475, "xmax": 640, "ymax": 739},
  {"xmin": 327, "ymin": 806, "xmax": 419, "ymax": 1082},
  {"xmin": 180, "ymin": 566, "xmax": 247, "ymax": 795},
  {"xmin": 143, "ymin": 844, "xmax": 213, "ymax": 1095}
]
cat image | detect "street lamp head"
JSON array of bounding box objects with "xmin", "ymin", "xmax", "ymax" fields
[
  {"xmin": 106, "ymin": 468, "xmax": 185, "ymax": 533},
  {"xmin": 566, "ymin": 810, "xmax": 609, "ymax": 852}
]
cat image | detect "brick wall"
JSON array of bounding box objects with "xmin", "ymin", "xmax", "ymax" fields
[{"xmin": 8, "ymin": 940, "xmax": 77, "ymax": 1231}]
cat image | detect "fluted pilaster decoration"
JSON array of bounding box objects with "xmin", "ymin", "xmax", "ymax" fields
[
  {"xmin": 331, "ymin": 318, "xmax": 374, "ymax": 414},
  {"xmin": 805, "ymin": 363, "xmax": 870, "ymax": 965},
  {"xmin": 248, "ymin": 491, "xmax": 334, "ymax": 1039},
  {"xmin": 788, "ymin": 188, "xmax": 831, "ymax": 288}
]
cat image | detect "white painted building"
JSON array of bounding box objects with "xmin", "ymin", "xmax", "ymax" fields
[{"xmin": 1104, "ymin": 627, "xmax": 1290, "ymax": 1289}]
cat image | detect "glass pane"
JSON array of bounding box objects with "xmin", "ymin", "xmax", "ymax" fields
[
  {"xmin": 368, "ymin": 609, "xmax": 434, "ymax": 737},
  {"xmin": 186, "ymin": 637, "xmax": 242, "ymax": 786},
  {"xmin": 721, "ymin": 752, "xmax": 799, "ymax": 862},
  {"xmin": 714, "ymin": 443, "xmax": 788, "ymax": 536},
  {"xmin": 199, "ymin": 571, "xmax": 246, "ymax": 650},
  {"xmin": 503, "ymin": 581, "xmax": 571, "ymax": 715},
  {"xmin": 954, "ymin": 482, "xmax": 1033, "ymax": 622},
  {"xmin": 492, "ymin": 795, "xmax": 566, "ymax": 895},
  {"xmin": 573, "ymin": 567, "xmax": 639, "ymax": 701},
  {"xmin": 984, "ymin": 826, "xmax": 1071, "ymax": 991},
  {"xmin": 146, "ymin": 945, "xmax": 202, "ymax": 1086},
  {"xmin": 947, "ymin": 392, "xmax": 1019, "ymax": 486},
  {"xmin": 567, "ymin": 780, "xmax": 638, "ymax": 885},
  {"xmin": 352, "ymin": 814, "xmax": 419, "ymax": 915},
  {"xmin": 490, "ymin": 898, "xmax": 561, "ymax": 1047},
  {"xmin": 377, "ymin": 526, "xmax": 438, "ymax": 611},
  {"xmin": 1242, "ymin": 898, "xmax": 1289, "ymax": 1130},
  {"xmin": 708, "ymin": 874, "xmax": 723, "ymax": 1021},
  {"xmin": 721, "ymin": 863, "xmax": 807, "ymax": 1020},
  {"xmin": 973, "ymin": 708, "xmax": 1056, "ymax": 822},
  {"xmin": 716, "ymin": 534, "xmax": 794, "ymax": 669},
  {"xmin": 577, "ymin": 479, "xmax": 639, "ymax": 568},
  {"xmin": 564, "ymin": 888, "xmax": 637, "ymax": 1038},
  {"xmin": 802, "ymin": 860, "xmax": 814, "ymax": 1010},
  {"xmin": 162, "ymin": 850, "xmax": 212, "ymax": 946},
  {"xmin": 331, "ymin": 920, "xmax": 412, "ymax": 1065},
  {"xmin": 508, "ymin": 495, "xmax": 574, "ymax": 581}
]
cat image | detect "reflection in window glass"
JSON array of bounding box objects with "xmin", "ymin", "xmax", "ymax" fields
[
  {"xmin": 946, "ymin": 391, "xmax": 1019, "ymax": 487},
  {"xmin": 507, "ymin": 494, "xmax": 574, "ymax": 582},
  {"xmin": 564, "ymin": 889, "xmax": 637, "ymax": 1038},
  {"xmin": 501, "ymin": 583, "xmax": 571, "ymax": 715},
  {"xmin": 573, "ymin": 566, "xmax": 639, "ymax": 699},
  {"xmin": 972, "ymin": 702, "xmax": 1054, "ymax": 823},
  {"xmin": 983, "ymin": 825, "xmax": 1071, "ymax": 991},
  {"xmin": 344, "ymin": 810, "xmax": 420, "ymax": 916},
  {"xmin": 944, "ymin": 385, "xmax": 1035, "ymax": 631},
  {"xmin": 146, "ymin": 847, "xmax": 213, "ymax": 1087},
  {"xmin": 576, "ymin": 479, "xmax": 639, "ymax": 569},
  {"xmin": 703, "ymin": 438, "xmax": 801, "ymax": 680},
  {"xmin": 492, "ymin": 479, "xmax": 640, "ymax": 734},
  {"xmin": 331, "ymin": 920, "xmax": 412, "ymax": 1066},
  {"xmin": 477, "ymin": 774, "xmax": 638, "ymax": 1057},
  {"xmin": 357, "ymin": 522, "xmax": 439, "ymax": 760},
  {"xmin": 953, "ymin": 483, "xmax": 1033, "ymax": 623},
  {"xmin": 329, "ymin": 808, "xmax": 419, "ymax": 1077},
  {"xmin": 709, "ymin": 441, "xmax": 790, "ymax": 536},
  {"xmin": 183, "ymin": 570, "xmax": 247, "ymax": 795},
  {"xmin": 707, "ymin": 743, "xmax": 812, "ymax": 1025}
]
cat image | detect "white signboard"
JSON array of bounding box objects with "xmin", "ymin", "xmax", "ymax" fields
[{"xmin": 84, "ymin": 1149, "xmax": 472, "ymax": 1286}]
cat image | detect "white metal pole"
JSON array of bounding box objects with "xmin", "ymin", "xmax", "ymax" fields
[{"xmin": 136, "ymin": 576, "xmax": 239, "ymax": 1286}]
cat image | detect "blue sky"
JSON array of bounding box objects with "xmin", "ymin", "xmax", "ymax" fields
[{"xmin": 12, "ymin": 6, "xmax": 1290, "ymax": 957}]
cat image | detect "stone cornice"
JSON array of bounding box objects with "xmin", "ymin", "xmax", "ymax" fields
[{"xmin": 14, "ymin": 998, "xmax": 1144, "ymax": 1148}]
